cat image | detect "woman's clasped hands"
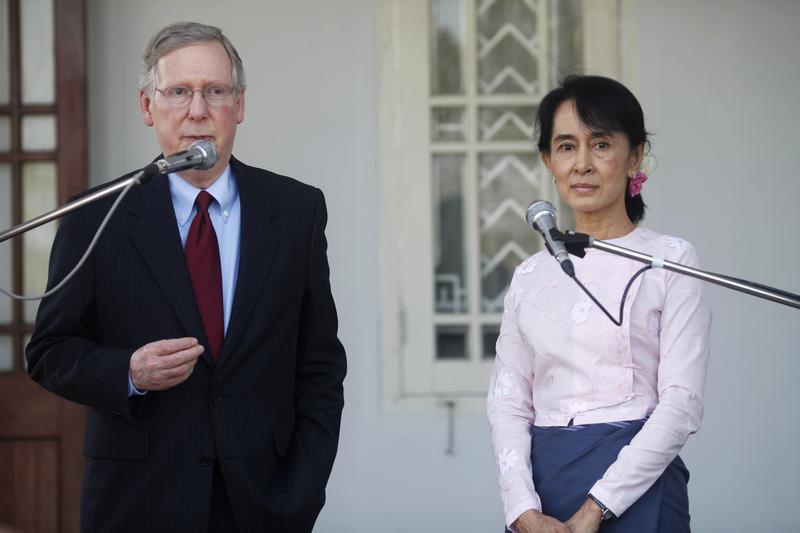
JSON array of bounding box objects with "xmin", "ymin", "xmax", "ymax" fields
[{"xmin": 512, "ymin": 499, "xmax": 602, "ymax": 533}]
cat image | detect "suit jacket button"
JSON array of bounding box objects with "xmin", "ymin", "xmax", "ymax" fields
[
  {"xmin": 199, "ymin": 456, "xmax": 212, "ymax": 466},
  {"xmin": 211, "ymin": 393, "xmax": 223, "ymax": 404}
]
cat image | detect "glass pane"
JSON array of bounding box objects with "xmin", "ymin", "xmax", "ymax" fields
[
  {"xmin": 22, "ymin": 115, "xmax": 57, "ymax": 151},
  {"xmin": 0, "ymin": 116, "xmax": 11, "ymax": 152},
  {"xmin": 431, "ymin": 107, "xmax": 466, "ymax": 142},
  {"xmin": 0, "ymin": 0, "xmax": 8, "ymax": 104},
  {"xmin": 554, "ymin": 0, "xmax": 584, "ymax": 79},
  {"xmin": 0, "ymin": 335, "xmax": 12, "ymax": 372},
  {"xmin": 430, "ymin": 0, "xmax": 465, "ymax": 95},
  {"xmin": 482, "ymin": 324, "xmax": 501, "ymax": 359},
  {"xmin": 21, "ymin": 0, "xmax": 55, "ymax": 104},
  {"xmin": 478, "ymin": 106, "xmax": 536, "ymax": 142},
  {"xmin": 435, "ymin": 325, "xmax": 468, "ymax": 360},
  {"xmin": 477, "ymin": 0, "xmax": 540, "ymax": 95},
  {"xmin": 0, "ymin": 164, "xmax": 10, "ymax": 323},
  {"xmin": 433, "ymin": 154, "xmax": 468, "ymax": 313},
  {"xmin": 22, "ymin": 162, "xmax": 57, "ymax": 322},
  {"xmin": 0, "ymin": 116, "xmax": 9, "ymax": 151},
  {"xmin": 478, "ymin": 153, "xmax": 542, "ymax": 313}
]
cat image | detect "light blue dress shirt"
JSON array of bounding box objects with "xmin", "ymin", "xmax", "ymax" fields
[{"xmin": 128, "ymin": 165, "xmax": 241, "ymax": 395}]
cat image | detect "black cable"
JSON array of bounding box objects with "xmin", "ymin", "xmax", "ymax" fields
[
  {"xmin": 569, "ymin": 265, "xmax": 653, "ymax": 327},
  {"xmin": 0, "ymin": 171, "xmax": 144, "ymax": 301}
]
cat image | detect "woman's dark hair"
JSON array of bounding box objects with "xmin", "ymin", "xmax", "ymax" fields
[{"xmin": 535, "ymin": 75, "xmax": 650, "ymax": 224}]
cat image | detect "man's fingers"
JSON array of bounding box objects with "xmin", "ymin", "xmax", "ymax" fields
[
  {"xmin": 130, "ymin": 338, "xmax": 205, "ymax": 391},
  {"xmin": 163, "ymin": 363, "xmax": 194, "ymax": 383},
  {"xmin": 156, "ymin": 344, "xmax": 205, "ymax": 369},
  {"xmin": 148, "ymin": 337, "xmax": 200, "ymax": 356},
  {"xmin": 134, "ymin": 357, "xmax": 197, "ymax": 391},
  {"xmin": 161, "ymin": 360, "xmax": 198, "ymax": 388}
]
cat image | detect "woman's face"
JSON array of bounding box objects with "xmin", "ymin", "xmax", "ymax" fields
[{"xmin": 542, "ymin": 100, "xmax": 642, "ymax": 223}]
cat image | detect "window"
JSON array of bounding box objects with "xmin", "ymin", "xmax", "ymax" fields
[
  {"xmin": 0, "ymin": 0, "xmax": 87, "ymax": 375},
  {"xmin": 380, "ymin": 0, "xmax": 630, "ymax": 412},
  {"xmin": 0, "ymin": 1, "xmax": 88, "ymax": 529}
]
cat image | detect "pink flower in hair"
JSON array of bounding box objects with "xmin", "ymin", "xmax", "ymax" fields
[{"xmin": 628, "ymin": 170, "xmax": 648, "ymax": 197}]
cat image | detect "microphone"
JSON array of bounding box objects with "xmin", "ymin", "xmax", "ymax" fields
[
  {"xmin": 142, "ymin": 140, "xmax": 217, "ymax": 179},
  {"xmin": 525, "ymin": 200, "xmax": 575, "ymax": 277}
]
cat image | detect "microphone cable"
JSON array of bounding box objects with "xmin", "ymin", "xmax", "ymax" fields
[
  {"xmin": 568, "ymin": 264, "xmax": 653, "ymax": 327},
  {"xmin": 0, "ymin": 171, "xmax": 144, "ymax": 301},
  {"xmin": 548, "ymin": 227, "xmax": 652, "ymax": 327}
]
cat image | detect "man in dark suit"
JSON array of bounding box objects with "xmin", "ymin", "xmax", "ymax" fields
[{"xmin": 26, "ymin": 21, "xmax": 346, "ymax": 533}]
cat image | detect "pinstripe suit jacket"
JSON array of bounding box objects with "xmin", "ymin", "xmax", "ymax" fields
[{"xmin": 26, "ymin": 157, "xmax": 347, "ymax": 533}]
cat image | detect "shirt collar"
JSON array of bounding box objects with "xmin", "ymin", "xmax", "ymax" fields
[{"xmin": 168, "ymin": 164, "xmax": 237, "ymax": 226}]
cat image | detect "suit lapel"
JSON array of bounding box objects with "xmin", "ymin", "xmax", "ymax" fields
[
  {"xmin": 125, "ymin": 176, "xmax": 214, "ymax": 367},
  {"xmin": 216, "ymin": 158, "xmax": 282, "ymax": 374}
]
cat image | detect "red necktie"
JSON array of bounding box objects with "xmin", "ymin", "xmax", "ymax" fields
[{"xmin": 184, "ymin": 190, "xmax": 224, "ymax": 362}]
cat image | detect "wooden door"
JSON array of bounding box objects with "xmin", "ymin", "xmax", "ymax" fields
[{"xmin": 0, "ymin": 0, "xmax": 87, "ymax": 531}]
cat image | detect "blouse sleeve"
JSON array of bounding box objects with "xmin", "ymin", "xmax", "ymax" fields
[
  {"xmin": 487, "ymin": 273, "xmax": 541, "ymax": 529},
  {"xmin": 589, "ymin": 240, "xmax": 712, "ymax": 516}
]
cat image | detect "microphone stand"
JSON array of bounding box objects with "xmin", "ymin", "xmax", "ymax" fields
[
  {"xmin": 0, "ymin": 170, "xmax": 150, "ymax": 244},
  {"xmin": 1, "ymin": 140, "xmax": 215, "ymax": 244},
  {"xmin": 1, "ymin": 142, "xmax": 215, "ymax": 300},
  {"xmin": 558, "ymin": 230, "xmax": 800, "ymax": 311},
  {"xmin": 0, "ymin": 170, "xmax": 152, "ymax": 301}
]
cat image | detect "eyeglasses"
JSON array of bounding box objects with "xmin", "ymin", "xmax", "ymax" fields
[{"xmin": 154, "ymin": 85, "xmax": 237, "ymax": 107}]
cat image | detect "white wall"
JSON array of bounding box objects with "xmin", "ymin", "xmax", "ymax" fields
[
  {"xmin": 87, "ymin": 1, "xmax": 800, "ymax": 531},
  {"xmin": 635, "ymin": 1, "xmax": 800, "ymax": 531}
]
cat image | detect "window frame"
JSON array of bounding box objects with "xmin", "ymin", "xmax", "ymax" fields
[
  {"xmin": 379, "ymin": 0, "xmax": 633, "ymax": 412},
  {"xmin": 0, "ymin": 0, "xmax": 87, "ymax": 374}
]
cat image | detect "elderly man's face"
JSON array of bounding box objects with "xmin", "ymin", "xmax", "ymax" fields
[{"xmin": 139, "ymin": 41, "xmax": 244, "ymax": 185}]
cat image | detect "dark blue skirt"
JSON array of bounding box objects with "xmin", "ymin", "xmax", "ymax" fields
[{"xmin": 507, "ymin": 420, "xmax": 690, "ymax": 532}]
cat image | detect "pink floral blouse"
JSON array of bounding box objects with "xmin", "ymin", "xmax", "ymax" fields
[{"xmin": 487, "ymin": 227, "xmax": 712, "ymax": 528}]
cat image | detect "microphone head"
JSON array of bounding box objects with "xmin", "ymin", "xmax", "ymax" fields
[
  {"xmin": 188, "ymin": 140, "xmax": 217, "ymax": 170},
  {"xmin": 525, "ymin": 200, "xmax": 557, "ymax": 231}
]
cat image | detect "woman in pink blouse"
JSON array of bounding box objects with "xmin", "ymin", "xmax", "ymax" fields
[{"xmin": 487, "ymin": 75, "xmax": 711, "ymax": 533}]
